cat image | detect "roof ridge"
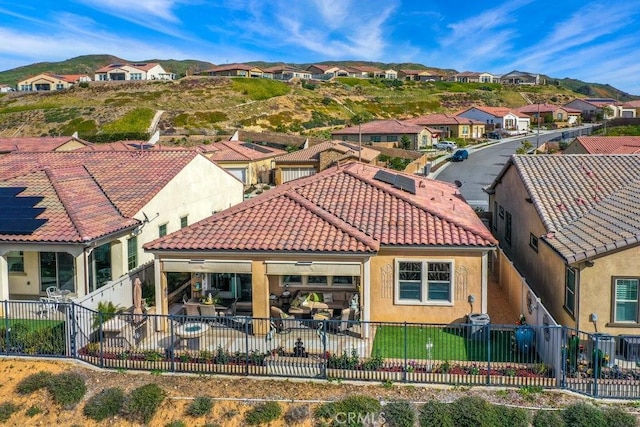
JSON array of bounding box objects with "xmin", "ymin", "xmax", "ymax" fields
[{"xmin": 286, "ymin": 191, "xmax": 379, "ymax": 251}]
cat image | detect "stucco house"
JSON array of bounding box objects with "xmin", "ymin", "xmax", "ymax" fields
[
  {"xmin": 397, "ymin": 70, "xmax": 441, "ymax": 81},
  {"xmin": 563, "ymin": 98, "xmax": 619, "ymax": 122},
  {"xmin": 94, "ymin": 63, "xmax": 175, "ymax": 81},
  {"xmin": 457, "ymin": 106, "xmax": 530, "ymax": 134},
  {"xmin": 563, "ymin": 136, "xmax": 640, "ymax": 154},
  {"xmin": 18, "ymin": 73, "xmax": 91, "ymax": 91},
  {"xmin": 197, "ymin": 140, "xmax": 285, "ymax": 186},
  {"xmin": 485, "ymin": 154, "xmax": 640, "ymax": 334},
  {"xmin": 454, "ymin": 72, "xmax": 497, "ymax": 83},
  {"xmin": 262, "ymin": 65, "xmax": 311, "ymax": 80},
  {"xmin": 273, "ymin": 140, "xmax": 380, "ymax": 184},
  {"xmin": 403, "ymin": 113, "xmax": 486, "ymax": 139},
  {"xmin": 514, "ymin": 104, "xmax": 582, "ymax": 128},
  {"xmin": 331, "ymin": 120, "xmax": 435, "ymax": 149},
  {"xmin": 144, "ymin": 162, "xmax": 497, "ymax": 334},
  {"xmin": 0, "ymin": 150, "xmax": 243, "ymax": 302},
  {"xmin": 0, "ymin": 135, "xmax": 91, "ymax": 154},
  {"xmin": 306, "ymin": 64, "xmax": 352, "ymax": 79},
  {"xmin": 199, "ymin": 64, "xmax": 264, "ymax": 78},
  {"xmin": 499, "ymin": 70, "xmax": 543, "ymax": 85},
  {"xmin": 0, "ymin": 84, "xmax": 14, "ymax": 93}
]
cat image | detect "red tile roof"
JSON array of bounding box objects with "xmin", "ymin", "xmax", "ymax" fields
[
  {"xmin": 95, "ymin": 63, "xmax": 161, "ymax": 73},
  {"xmin": 458, "ymin": 106, "xmax": 529, "ymax": 119},
  {"xmin": 202, "ymin": 63, "xmax": 262, "ymax": 73},
  {"xmin": 145, "ymin": 162, "xmax": 496, "ymax": 254},
  {"xmin": 75, "ymin": 141, "xmax": 182, "ymax": 152},
  {"xmin": 573, "ymin": 136, "xmax": 640, "ymax": 154},
  {"xmin": 0, "ymin": 137, "xmax": 90, "ymax": 154},
  {"xmin": 332, "ymin": 120, "xmax": 426, "ymax": 135},
  {"xmin": 198, "ymin": 140, "xmax": 285, "ymax": 161},
  {"xmin": 0, "ymin": 150, "xmax": 203, "ymax": 218},
  {"xmin": 275, "ymin": 141, "xmax": 379, "ymax": 163},
  {"xmin": 403, "ymin": 113, "xmax": 484, "ymax": 126}
]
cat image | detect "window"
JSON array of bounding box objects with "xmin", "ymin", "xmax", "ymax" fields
[
  {"xmin": 89, "ymin": 243, "xmax": 111, "ymax": 292},
  {"xmin": 505, "ymin": 212, "xmax": 512, "ymax": 244},
  {"xmin": 158, "ymin": 223, "xmax": 167, "ymax": 237},
  {"xmin": 614, "ymin": 278, "xmax": 639, "ymax": 323},
  {"xmin": 461, "ymin": 126, "xmax": 469, "ymax": 135},
  {"xmin": 127, "ymin": 236, "xmax": 137, "ymax": 270},
  {"xmin": 386, "ymin": 135, "xmax": 398, "ymax": 142},
  {"xmin": 130, "ymin": 73, "xmax": 142, "ymax": 80},
  {"xmin": 180, "ymin": 215, "xmax": 188, "ymax": 228},
  {"xmin": 40, "ymin": 252, "xmax": 75, "ymax": 292},
  {"xmin": 396, "ymin": 260, "xmax": 453, "ymax": 304},
  {"xmin": 7, "ymin": 251, "xmax": 24, "ymax": 273},
  {"xmin": 342, "ymin": 136, "xmax": 348, "ymax": 141},
  {"xmin": 371, "ymin": 136, "xmax": 382, "ymax": 143},
  {"xmin": 529, "ymin": 233, "xmax": 538, "ymax": 252},
  {"xmin": 56, "ymin": 83, "xmax": 64, "ymax": 90},
  {"xmin": 307, "ymin": 275, "xmax": 328, "ymax": 285},
  {"xmin": 282, "ymin": 275, "xmax": 302, "ymax": 286},
  {"xmin": 565, "ymin": 267, "xmax": 576, "ymax": 315},
  {"xmin": 332, "ymin": 276, "xmax": 354, "ymax": 286}
]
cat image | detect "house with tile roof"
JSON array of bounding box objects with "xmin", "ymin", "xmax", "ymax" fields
[
  {"xmin": 262, "ymin": 65, "xmax": 312, "ymax": 80},
  {"xmin": 397, "ymin": 69, "xmax": 442, "ymax": 82},
  {"xmin": 563, "ymin": 98, "xmax": 622, "ymax": 122},
  {"xmin": 331, "ymin": 120, "xmax": 436, "ymax": 149},
  {"xmin": 457, "ymin": 106, "xmax": 531, "ymax": 134},
  {"xmin": 563, "ymin": 136, "xmax": 640, "ymax": 154},
  {"xmin": 230, "ymin": 130, "xmax": 318, "ymax": 151},
  {"xmin": 273, "ymin": 140, "xmax": 380, "ymax": 184},
  {"xmin": 0, "ymin": 151, "xmax": 243, "ymax": 302},
  {"xmin": 17, "ymin": 73, "xmax": 91, "ymax": 91},
  {"xmin": 499, "ymin": 70, "xmax": 543, "ymax": 85},
  {"xmin": 403, "ymin": 113, "xmax": 486, "ymax": 139},
  {"xmin": 145, "ymin": 162, "xmax": 497, "ymax": 334},
  {"xmin": 0, "ymin": 135, "xmax": 92, "ymax": 154},
  {"xmin": 485, "ymin": 154, "xmax": 640, "ymax": 334},
  {"xmin": 514, "ymin": 104, "xmax": 582, "ymax": 128},
  {"xmin": 453, "ymin": 71, "xmax": 497, "ymax": 83},
  {"xmin": 198, "ymin": 63, "xmax": 264, "ymax": 78},
  {"xmin": 94, "ymin": 63, "xmax": 175, "ymax": 81},
  {"xmin": 0, "ymin": 84, "xmax": 14, "ymax": 93},
  {"xmin": 196, "ymin": 140, "xmax": 286, "ymax": 186},
  {"xmin": 306, "ymin": 64, "xmax": 352, "ymax": 79}
]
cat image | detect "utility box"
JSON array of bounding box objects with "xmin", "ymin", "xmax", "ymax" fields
[{"xmin": 467, "ymin": 313, "xmax": 490, "ymax": 341}]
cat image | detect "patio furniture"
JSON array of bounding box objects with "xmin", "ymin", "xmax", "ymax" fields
[
  {"xmin": 270, "ymin": 306, "xmax": 302, "ymax": 332},
  {"xmin": 183, "ymin": 302, "xmax": 200, "ymax": 317},
  {"xmin": 45, "ymin": 286, "xmax": 63, "ymax": 306},
  {"xmin": 174, "ymin": 322, "xmax": 209, "ymax": 350},
  {"xmin": 102, "ymin": 316, "xmax": 138, "ymax": 349},
  {"xmin": 36, "ymin": 297, "xmax": 56, "ymax": 318},
  {"xmin": 327, "ymin": 308, "xmax": 352, "ymax": 334}
]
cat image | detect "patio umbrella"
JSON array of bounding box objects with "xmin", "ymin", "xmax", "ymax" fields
[{"xmin": 133, "ymin": 277, "xmax": 143, "ymax": 322}]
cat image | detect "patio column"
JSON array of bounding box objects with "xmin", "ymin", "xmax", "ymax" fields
[
  {"xmin": 155, "ymin": 258, "xmax": 168, "ymax": 331},
  {"xmin": 482, "ymin": 252, "xmax": 488, "ymax": 313},
  {"xmin": 0, "ymin": 256, "xmax": 8, "ymax": 314},
  {"xmin": 362, "ymin": 258, "xmax": 371, "ymax": 339},
  {"xmin": 251, "ymin": 261, "xmax": 270, "ymax": 336}
]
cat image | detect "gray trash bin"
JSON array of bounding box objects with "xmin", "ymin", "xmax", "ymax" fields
[{"xmin": 468, "ymin": 313, "xmax": 490, "ymax": 340}]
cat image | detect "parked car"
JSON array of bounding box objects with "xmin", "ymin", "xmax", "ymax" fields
[
  {"xmin": 435, "ymin": 141, "xmax": 458, "ymax": 151},
  {"xmin": 451, "ymin": 149, "xmax": 469, "ymax": 162},
  {"xmin": 486, "ymin": 132, "xmax": 502, "ymax": 140}
]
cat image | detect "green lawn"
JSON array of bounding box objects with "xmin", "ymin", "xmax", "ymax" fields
[
  {"xmin": 1, "ymin": 319, "xmax": 64, "ymax": 332},
  {"xmin": 371, "ymin": 325, "xmax": 536, "ymax": 363}
]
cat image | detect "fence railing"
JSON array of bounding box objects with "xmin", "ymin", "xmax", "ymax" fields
[{"xmin": 1, "ymin": 300, "xmax": 639, "ymax": 399}]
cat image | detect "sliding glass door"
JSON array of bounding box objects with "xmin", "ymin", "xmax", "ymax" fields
[{"xmin": 40, "ymin": 252, "xmax": 75, "ymax": 293}]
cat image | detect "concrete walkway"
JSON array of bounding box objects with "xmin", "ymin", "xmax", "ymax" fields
[{"xmin": 486, "ymin": 271, "xmax": 518, "ymax": 325}]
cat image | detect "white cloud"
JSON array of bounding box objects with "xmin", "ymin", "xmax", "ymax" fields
[{"xmin": 75, "ymin": 0, "xmax": 182, "ymax": 22}]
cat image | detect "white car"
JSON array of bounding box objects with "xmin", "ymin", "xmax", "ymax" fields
[{"xmin": 435, "ymin": 141, "xmax": 458, "ymax": 151}]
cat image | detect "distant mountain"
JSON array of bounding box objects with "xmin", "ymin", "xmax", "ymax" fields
[
  {"xmin": 552, "ymin": 77, "xmax": 637, "ymax": 102},
  {"xmin": 0, "ymin": 54, "xmax": 215, "ymax": 85}
]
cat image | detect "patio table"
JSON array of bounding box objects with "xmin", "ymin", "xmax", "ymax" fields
[{"xmin": 174, "ymin": 322, "xmax": 210, "ymax": 350}]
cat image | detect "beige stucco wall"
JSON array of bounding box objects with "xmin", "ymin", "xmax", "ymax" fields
[
  {"xmin": 8, "ymin": 251, "xmax": 40, "ymax": 296},
  {"xmin": 368, "ymin": 249, "xmax": 487, "ymax": 324},
  {"xmin": 273, "ymin": 161, "xmax": 317, "ymax": 186},
  {"xmin": 562, "ymin": 140, "xmax": 588, "ymax": 154},
  {"xmin": 56, "ymin": 140, "xmax": 89, "ymax": 151}
]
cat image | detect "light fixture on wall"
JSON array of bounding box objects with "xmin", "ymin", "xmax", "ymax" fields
[
  {"xmin": 590, "ymin": 313, "xmax": 598, "ymax": 333},
  {"xmin": 467, "ymin": 294, "xmax": 476, "ymax": 313},
  {"xmin": 585, "ymin": 260, "xmax": 595, "ymax": 267}
]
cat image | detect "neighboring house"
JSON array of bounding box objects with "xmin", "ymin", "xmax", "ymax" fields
[
  {"xmin": 564, "ymin": 98, "xmax": 617, "ymax": 122},
  {"xmin": 457, "ymin": 106, "xmax": 530, "ymax": 133},
  {"xmin": 229, "ymin": 130, "xmax": 329, "ymax": 151},
  {"xmin": 273, "ymin": 140, "xmax": 380, "ymax": 184},
  {"xmin": 199, "ymin": 63, "xmax": 264, "ymax": 78},
  {"xmin": 500, "ymin": 70, "xmax": 543, "ymax": 85},
  {"xmin": 0, "ymin": 84, "xmax": 14, "ymax": 93},
  {"xmin": 397, "ymin": 70, "xmax": 440, "ymax": 81},
  {"xmin": 17, "ymin": 73, "xmax": 91, "ymax": 91},
  {"xmin": 454, "ymin": 72, "xmax": 497, "ymax": 83},
  {"xmin": 94, "ymin": 63, "xmax": 175, "ymax": 81},
  {"xmin": 485, "ymin": 154, "xmax": 640, "ymax": 334},
  {"xmin": 305, "ymin": 64, "xmax": 351, "ymax": 79},
  {"xmin": 514, "ymin": 104, "xmax": 582, "ymax": 127},
  {"xmin": 623, "ymin": 100, "xmax": 640, "ymax": 117},
  {"xmin": 197, "ymin": 140, "xmax": 286, "ymax": 186},
  {"xmin": 563, "ymin": 136, "xmax": 640, "ymax": 154},
  {"xmin": 331, "ymin": 120, "xmax": 435, "ymax": 149},
  {"xmin": 0, "ymin": 135, "xmax": 91, "ymax": 154},
  {"xmin": 348, "ymin": 65, "xmax": 383, "ymax": 78},
  {"xmin": 145, "ymin": 162, "xmax": 497, "ymax": 334},
  {"xmin": 0, "ymin": 151, "xmax": 243, "ymax": 302},
  {"xmin": 403, "ymin": 113, "xmax": 486, "ymax": 139},
  {"xmin": 262, "ymin": 65, "xmax": 311, "ymax": 80}
]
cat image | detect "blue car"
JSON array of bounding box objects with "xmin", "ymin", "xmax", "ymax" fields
[{"xmin": 451, "ymin": 149, "xmax": 469, "ymax": 162}]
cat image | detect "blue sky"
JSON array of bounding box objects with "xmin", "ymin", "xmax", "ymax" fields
[{"xmin": 1, "ymin": 0, "xmax": 639, "ymax": 95}]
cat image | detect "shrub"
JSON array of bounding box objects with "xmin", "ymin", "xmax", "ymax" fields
[
  {"xmin": 532, "ymin": 410, "xmax": 565, "ymax": 427},
  {"xmin": 165, "ymin": 421, "xmax": 186, "ymax": 427},
  {"xmin": 493, "ymin": 405, "xmax": 530, "ymax": 427},
  {"xmin": 603, "ymin": 407, "xmax": 637, "ymax": 427},
  {"xmin": 48, "ymin": 372, "xmax": 87, "ymax": 409},
  {"xmin": 186, "ymin": 396, "xmax": 213, "ymax": 417},
  {"xmin": 123, "ymin": 383, "xmax": 166, "ymax": 424},
  {"xmin": 419, "ymin": 401, "xmax": 453, "ymax": 427},
  {"xmin": 83, "ymin": 387, "xmax": 125, "ymax": 421},
  {"xmin": 284, "ymin": 405, "xmax": 310, "ymax": 424},
  {"xmin": 245, "ymin": 401, "xmax": 282, "ymax": 425},
  {"xmin": 16, "ymin": 371, "xmax": 53, "ymax": 395},
  {"xmin": 384, "ymin": 401, "xmax": 416, "ymax": 427},
  {"xmin": 451, "ymin": 396, "xmax": 498, "ymax": 427},
  {"xmin": 25, "ymin": 405, "xmax": 42, "ymax": 417},
  {"xmin": 0, "ymin": 402, "xmax": 19, "ymax": 422},
  {"xmin": 562, "ymin": 403, "xmax": 606, "ymax": 427}
]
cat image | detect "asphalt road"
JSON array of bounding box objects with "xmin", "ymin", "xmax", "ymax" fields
[{"xmin": 433, "ymin": 125, "xmax": 595, "ymax": 209}]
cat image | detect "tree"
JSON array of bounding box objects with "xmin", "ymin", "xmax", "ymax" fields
[
  {"xmin": 516, "ymin": 140, "xmax": 532, "ymax": 154},
  {"xmin": 400, "ymin": 134, "xmax": 412, "ymax": 149}
]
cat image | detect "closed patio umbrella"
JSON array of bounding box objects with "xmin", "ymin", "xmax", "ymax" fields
[{"xmin": 133, "ymin": 277, "xmax": 143, "ymax": 322}]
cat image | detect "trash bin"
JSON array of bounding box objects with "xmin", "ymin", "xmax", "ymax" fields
[
  {"xmin": 467, "ymin": 313, "xmax": 490, "ymax": 341},
  {"xmin": 590, "ymin": 333, "xmax": 615, "ymax": 368}
]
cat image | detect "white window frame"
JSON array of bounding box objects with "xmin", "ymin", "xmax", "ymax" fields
[
  {"xmin": 394, "ymin": 259, "xmax": 455, "ymax": 306},
  {"xmin": 279, "ymin": 275, "xmax": 356, "ymax": 288},
  {"xmin": 613, "ymin": 278, "xmax": 639, "ymax": 323}
]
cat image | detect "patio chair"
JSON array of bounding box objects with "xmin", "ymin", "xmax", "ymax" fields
[
  {"xmin": 36, "ymin": 297, "xmax": 56, "ymax": 318},
  {"xmin": 46, "ymin": 286, "xmax": 62, "ymax": 305},
  {"xmin": 183, "ymin": 303, "xmax": 200, "ymax": 320},
  {"xmin": 199, "ymin": 304, "xmax": 218, "ymax": 320},
  {"xmin": 327, "ymin": 308, "xmax": 352, "ymax": 334},
  {"xmin": 270, "ymin": 306, "xmax": 302, "ymax": 332}
]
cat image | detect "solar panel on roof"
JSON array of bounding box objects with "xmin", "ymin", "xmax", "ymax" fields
[
  {"xmin": 0, "ymin": 219, "xmax": 47, "ymax": 235},
  {"xmin": 0, "ymin": 188, "xmax": 47, "ymax": 234},
  {"xmin": 241, "ymin": 142, "xmax": 272, "ymax": 154},
  {"xmin": 0, "ymin": 187, "xmax": 26, "ymax": 197},
  {"xmin": 0, "ymin": 207, "xmax": 45, "ymax": 219},
  {"xmin": 373, "ymin": 170, "xmax": 396, "ymax": 185},
  {"xmin": 394, "ymin": 175, "xmax": 417, "ymax": 195},
  {"xmin": 0, "ymin": 196, "xmax": 44, "ymax": 207}
]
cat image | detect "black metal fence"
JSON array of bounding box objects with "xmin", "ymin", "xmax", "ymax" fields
[{"xmin": 2, "ymin": 300, "xmax": 640, "ymax": 399}]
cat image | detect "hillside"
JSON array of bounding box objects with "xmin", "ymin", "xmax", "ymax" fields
[{"xmin": 0, "ymin": 74, "xmax": 589, "ymax": 141}]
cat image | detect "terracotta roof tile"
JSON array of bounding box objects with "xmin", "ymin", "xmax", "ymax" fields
[
  {"xmin": 145, "ymin": 163, "xmax": 496, "ymax": 254},
  {"xmin": 332, "ymin": 120, "xmax": 426, "ymax": 135},
  {"xmin": 0, "ymin": 137, "xmax": 90, "ymax": 154},
  {"xmin": 275, "ymin": 141, "xmax": 379, "ymax": 163},
  {"xmin": 573, "ymin": 136, "xmax": 640, "ymax": 154},
  {"xmin": 403, "ymin": 113, "xmax": 484, "ymax": 126},
  {"xmin": 200, "ymin": 140, "xmax": 286, "ymax": 161}
]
